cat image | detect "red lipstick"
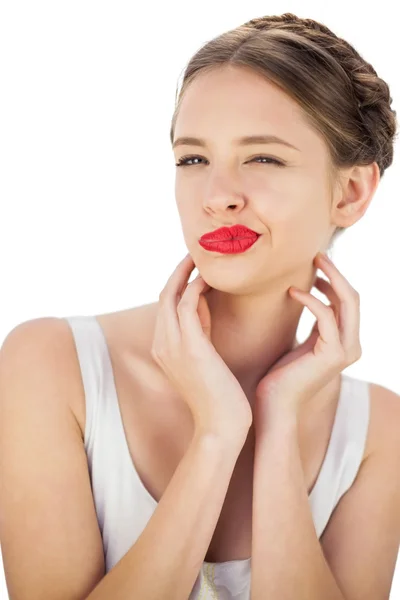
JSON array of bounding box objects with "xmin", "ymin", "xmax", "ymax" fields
[{"xmin": 199, "ymin": 224, "xmax": 261, "ymax": 254}]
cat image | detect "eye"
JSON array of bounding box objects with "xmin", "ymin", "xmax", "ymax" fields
[
  {"xmin": 175, "ymin": 155, "xmax": 286, "ymax": 167},
  {"xmin": 175, "ymin": 155, "xmax": 205, "ymax": 167}
]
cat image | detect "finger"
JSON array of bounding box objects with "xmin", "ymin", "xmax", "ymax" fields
[
  {"xmin": 313, "ymin": 276, "xmax": 340, "ymax": 322},
  {"xmin": 289, "ymin": 288, "xmax": 343, "ymax": 358},
  {"xmin": 177, "ymin": 276, "xmax": 212, "ymax": 350},
  {"xmin": 314, "ymin": 276, "xmax": 339, "ymax": 305},
  {"xmin": 154, "ymin": 254, "xmax": 196, "ymax": 355},
  {"xmin": 315, "ymin": 254, "xmax": 361, "ymax": 352},
  {"xmin": 161, "ymin": 253, "xmax": 196, "ymax": 301}
]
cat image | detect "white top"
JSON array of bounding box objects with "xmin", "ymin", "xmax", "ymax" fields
[{"xmin": 64, "ymin": 314, "xmax": 370, "ymax": 600}]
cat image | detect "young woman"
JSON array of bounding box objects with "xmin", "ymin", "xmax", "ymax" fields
[{"xmin": 1, "ymin": 12, "xmax": 399, "ymax": 600}]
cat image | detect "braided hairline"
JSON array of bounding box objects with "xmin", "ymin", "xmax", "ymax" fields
[
  {"xmin": 240, "ymin": 13, "xmax": 371, "ymax": 112},
  {"xmin": 172, "ymin": 13, "xmax": 396, "ymax": 176},
  {"xmin": 238, "ymin": 14, "xmax": 399, "ymax": 174}
]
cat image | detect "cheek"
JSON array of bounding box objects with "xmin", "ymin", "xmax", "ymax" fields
[
  {"xmin": 176, "ymin": 199, "xmax": 196, "ymax": 223},
  {"xmin": 176, "ymin": 202, "xmax": 203, "ymax": 246},
  {"xmin": 277, "ymin": 198, "xmax": 331, "ymax": 259},
  {"xmin": 257, "ymin": 182, "xmax": 329, "ymax": 248}
]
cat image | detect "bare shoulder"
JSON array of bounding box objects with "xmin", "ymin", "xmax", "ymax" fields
[
  {"xmin": 368, "ymin": 380, "xmax": 400, "ymax": 456},
  {"xmin": 0, "ymin": 317, "xmax": 106, "ymax": 598},
  {"xmin": 320, "ymin": 381, "xmax": 400, "ymax": 600},
  {"xmin": 81, "ymin": 303, "xmax": 164, "ymax": 432},
  {"xmin": 93, "ymin": 303, "xmax": 161, "ymax": 380},
  {"xmin": 0, "ymin": 306, "xmax": 162, "ymax": 442},
  {"xmin": 1, "ymin": 315, "xmax": 82, "ymax": 367},
  {"xmin": 95, "ymin": 302, "xmax": 159, "ymax": 352},
  {"xmin": 1, "ymin": 316, "xmax": 89, "ymax": 438}
]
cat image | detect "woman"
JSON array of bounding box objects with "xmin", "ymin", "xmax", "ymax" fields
[{"xmin": 0, "ymin": 12, "xmax": 399, "ymax": 600}]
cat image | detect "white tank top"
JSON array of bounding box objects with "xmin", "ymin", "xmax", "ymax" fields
[{"xmin": 64, "ymin": 314, "xmax": 370, "ymax": 600}]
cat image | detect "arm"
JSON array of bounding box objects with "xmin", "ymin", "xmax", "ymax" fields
[
  {"xmin": 88, "ymin": 431, "xmax": 243, "ymax": 600},
  {"xmin": 251, "ymin": 409, "xmax": 345, "ymax": 600},
  {"xmin": 0, "ymin": 318, "xmax": 246, "ymax": 600},
  {"xmin": 251, "ymin": 391, "xmax": 400, "ymax": 600}
]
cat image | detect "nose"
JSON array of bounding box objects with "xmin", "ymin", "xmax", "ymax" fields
[{"xmin": 202, "ymin": 184, "xmax": 246, "ymax": 214}]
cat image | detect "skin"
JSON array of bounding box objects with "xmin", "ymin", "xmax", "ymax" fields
[{"xmin": 172, "ymin": 64, "xmax": 380, "ymax": 427}]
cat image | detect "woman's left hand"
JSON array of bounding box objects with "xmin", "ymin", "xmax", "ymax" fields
[{"xmin": 254, "ymin": 252, "xmax": 362, "ymax": 424}]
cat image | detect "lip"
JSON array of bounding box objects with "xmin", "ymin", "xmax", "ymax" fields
[
  {"xmin": 199, "ymin": 224, "xmax": 260, "ymax": 242},
  {"xmin": 199, "ymin": 225, "xmax": 261, "ymax": 254}
]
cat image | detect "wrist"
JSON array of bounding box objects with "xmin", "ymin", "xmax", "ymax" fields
[
  {"xmin": 193, "ymin": 425, "xmax": 250, "ymax": 454},
  {"xmin": 255, "ymin": 396, "xmax": 299, "ymax": 436}
]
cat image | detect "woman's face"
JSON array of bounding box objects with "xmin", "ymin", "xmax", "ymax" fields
[{"xmin": 172, "ymin": 65, "xmax": 339, "ymax": 294}]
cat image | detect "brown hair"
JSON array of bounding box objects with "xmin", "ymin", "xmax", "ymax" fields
[{"xmin": 169, "ymin": 13, "xmax": 398, "ymax": 247}]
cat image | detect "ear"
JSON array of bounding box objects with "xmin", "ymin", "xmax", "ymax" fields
[{"xmin": 331, "ymin": 162, "xmax": 380, "ymax": 229}]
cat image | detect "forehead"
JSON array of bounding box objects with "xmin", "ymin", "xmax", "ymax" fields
[{"xmin": 174, "ymin": 66, "xmax": 321, "ymax": 150}]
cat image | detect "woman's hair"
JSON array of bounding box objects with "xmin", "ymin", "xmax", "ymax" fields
[{"xmin": 170, "ymin": 13, "xmax": 398, "ymax": 248}]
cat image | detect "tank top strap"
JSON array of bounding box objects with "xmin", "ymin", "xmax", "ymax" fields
[
  {"xmin": 64, "ymin": 315, "xmax": 106, "ymax": 454},
  {"xmin": 310, "ymin": 374, "xmax": 370, "ymax": 537},
  {"xmin": 337, "ymin": 374, "xmax": 371, "ymax": 488}
]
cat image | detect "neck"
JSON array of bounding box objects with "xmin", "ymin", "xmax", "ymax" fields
[
  {"xmin": 201, "ymin": 275, "xmax": 341, "ymax": 429},
  {"xmin": 203, "ymin": 285, "xmax": 302, "ymax": 395}
]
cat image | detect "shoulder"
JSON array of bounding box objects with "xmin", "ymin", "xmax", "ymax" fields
[
  {"xmin": 368, "ymin": 380, "xmax": 400, "ymax": 457},
  {"xmin": 0, "ymin": 317, "xmax": 90, "ymax": 439},
  {"xmin": 1, "ymin": 317, "xmax": 78, "ymax": 363},
  {"xmin": 320, "ymin": 380, "xmax": 400, "ymax": 599},
  {"xmin": 95, "ymin": 303, "xmax": 159, "ymax": 351}
]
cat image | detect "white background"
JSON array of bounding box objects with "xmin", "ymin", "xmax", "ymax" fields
[{"xmin": 0, "ymin": 1, "xmax": 399, "ymax": 598}]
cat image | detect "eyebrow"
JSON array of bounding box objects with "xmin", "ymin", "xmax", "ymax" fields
[{"xmin": 172, "ymin": 134, "xmax": 300, "ymax": 152}]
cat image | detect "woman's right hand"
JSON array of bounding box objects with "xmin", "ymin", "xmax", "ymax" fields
[{"xmin": 151, "ymin": 253, "xmax": 253, "ymax": 444}]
